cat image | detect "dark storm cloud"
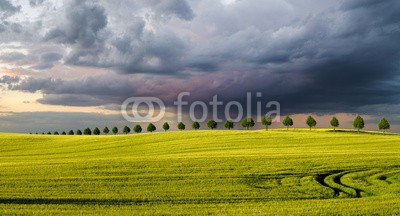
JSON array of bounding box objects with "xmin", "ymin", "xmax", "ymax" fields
[
  {"xmin": 45, "ymin": 0, "xmax": 108, "ymax": 66},
  {"xmin": 167, "ymin": 0, "xmax": 400, "ymax": 116},
  {"xmin": 45, "ymin": 0, "xmax": 107, "ymax": 46},
  {"xmin": 41, "ymin": 0, "xmax": 193, "ymax": 74},
  {"xmin": 275, "ymin": 0, "xmax": 400, "ymax": 114},
  {"xmin": 2, "ymin": 0, "xmax": 400, "ymax": 119},
  {"xmin": 112, "ymin": 28, "xmax": 188, "ymax": 74}
]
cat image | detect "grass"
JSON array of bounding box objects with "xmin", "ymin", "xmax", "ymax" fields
[{"xmin": 0, "ymin": 129, "xmax": 400, "ymax": 215}]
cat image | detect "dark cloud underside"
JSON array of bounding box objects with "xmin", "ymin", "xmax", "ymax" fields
[{"xmin": 0, "ymin": 0, "xmax": 400, "ymax": 125}]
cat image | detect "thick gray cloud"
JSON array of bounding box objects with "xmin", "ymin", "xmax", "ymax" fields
[
  {"xmin": 0, "ymin": 75, "xmax": 19, "ymax": 84},
  {"xmin": 45, "ymin": 0, "xmax": 108, "ymax": 66},
  {"xmin": 32, "ymin": 52, "xmax": 63, "ymax": 69},
  {"xmin": 0, "ymin": 52, "xmax": 26, "ymax": 62},
  {"xmin": 0, "ymin": 0, "xmax": 21, "ymax": 36},
  {"xmin": 37, "ymin": 94, "xmax": 112, "ymax": 107},
  {"xmin": 146, "ymin": 0, "xmax": 195, "ymax": 21},
  {"xmin": 8, "ymin": 75, "xmax": 138, "ymax": 106},
  {"xmin": 1, "ymin": 0, "xmax": 400, "ymax": 130},
  {"xmin": 29, "ymin": 0, "xmax": 45, "ymax": 7},
  {"xmin": 0, "ymin": 0, "xmax": 21, "ymax": 19}
]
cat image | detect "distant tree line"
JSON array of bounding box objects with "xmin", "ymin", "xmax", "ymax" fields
[{"xmin": 35, "ymin": 115, "xmax": 391, "ymax": 135}]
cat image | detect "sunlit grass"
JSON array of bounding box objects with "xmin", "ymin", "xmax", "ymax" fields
[{"xmin": 0, "ymin": 129, "xmax": 399, "ymax": 214}]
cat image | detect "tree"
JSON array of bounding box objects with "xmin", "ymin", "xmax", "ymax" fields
[
  {"xmin": 353, "ymin": 115, "xmax": 365, "ymax": 133},
  {"xmin": 61, "ymin": 131, "xmax": 66, "ymax": 135},
  {"xmin": 103, "ymin": 127, "xmax": 109, "ymax": 135},
  {"xmin": 93, "ymin": 127, "xmax": 100, "ymax": 135},
  {"xmin": 192, "ymin": 121, "xmax": 200, "ymax": 130},
  {"xmin": 47, "ymin": 132, "xmax": 51, "ymax": 135},
  {"xmin": 123, "ymin": 126, "xmax": 131, "ymax": 134},
  {"xmin": 378, "ymin": 117, "xmax": 390, "ymax": 133},
  {"xmin": 330, "ymin": 117, "xmax": 339, "ymax": 131},
  {"xmin": 261, "ymin": 115, "xmax": 272, "ymax": 131},
  {"xmin": 207, "ymin": 120, "xmax": 217, "ymax": 130},
  {"xmin": 133, "ymin": 125, "xmax": 142, "ymax": 134},
  {"xmin": 241, "ymin": 117, "xmax": 255, "ymax": 130},
  {"xmin": 147, "ymin": 123, "xmax": 156, "ymax": 132},
  {"xmin": 224, "ymin": 120, "xmax": 234, "ymax": 130},
  {"xmin": 112, "ymin": 127, "xmax": 118, "ymax": 135},
  {"xmin": 306, "ymin": 115, "xmax": 317, "ymax": 131},
  {"xmin": 68, "ymin": 130, "xmax": 74, "ymax": 135},
  {"xmin": 84, "ymin": 128, "xmax": 92, "ymax": 135},
  {"xmin": 76, "ymin": 130, "xmax": 82, "ymax": 135},
  {"xmin": 178, "ymin": 122, "xmax": 186, "ymax": 130},
  {"xmin": 282, "ymin": 116, "xmax": 293, "ymax": 130},
  {"xmin": 162, "ymin": 122, "xmax": 170, "ymax": 132},
  {"xmin": 53, "ymin": 131, "xmax": 59, "ymax": 135}
]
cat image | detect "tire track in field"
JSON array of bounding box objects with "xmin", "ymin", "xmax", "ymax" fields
[
  {"xmin": 315, "ymin": 173, "xmax": 340, "ymax": 197},
  {"xmin": 244, "ymin": 170, "xmax": 383, "ymax": 199},
  {"xmin": 316, "ymin": 170, "xmax": 366, "ymax": 198}
]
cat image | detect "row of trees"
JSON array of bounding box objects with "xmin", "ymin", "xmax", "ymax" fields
[
  {"xmin": 282, "ymin": 115, "xmax": 390, "ymax": 133},
  {"xmin": 38, "ymin": 115, "xmax": 391, "ymax": 135}
]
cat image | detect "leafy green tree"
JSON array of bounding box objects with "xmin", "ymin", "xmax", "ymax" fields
[
  {"xmin": 162, "ymin": 122, "xmax": 170, "ymax": 132},
  {"xmin": 133, "ymin": 125, "xmax": 142, "ymax": 134},
  {"xmin": 47, "ymin": 132, "xmax": 51, "ymax": 135},
  {"xmin": 68, "ymin": 130, "xmax": 74, "ymax": 135},
  {"xmin": 353, "ymin": 115, "xmax": 365, "ymax": 133},
  {"xmin": 378, "ymin": 117, "xmax": 390, "ymax": 133},
  {"xmin": 330, "ymin": 117, "xmax": 339, "ymax": 131},
  {"xmin": 76, "ymin": 130, "xmax": 82, "ymax": 135},
  {"xmin": 224, "ymin": 120, "xmax": 234, "ymax": 130},
  {"xmin": 192, "ymin": 121, "xmax": 200, "ymax": 130},
  {"xmin": 241, "ymin": 117, "xmax": 255, "ymax": 130},
  {"xmin": 83, "ymin": 128, "xmax": 92, "ymax": 135},
  {"xmin": 93, "ymin": 127, "xmax": 100, "ymax": 135},
  {"xmin": 123, "ymin": 126, "xmax": 131, "ymax": 134},
  {"xmin": 306, "ymin": 115, "xmax": 317, "ymax": 131},
  {"xmin": 282, "ymin": 116, "xmax": 293, "ymax": 130},
  {"xmin": 54, "ymin": 131, "xmax": 59, "ymax": 135},
  {"xmin": 207, "ymin": 120, "xmax": 218, "ymax": 130},
  {"xmin": 261, "ymin": 115, "xmax": 272, "ymax": 131},
  {"xmin": 61, "ymin": 131, "xmax": 66, "ymax": 135},
  {"xmin": 112, "ymin": 127, "xmax": 118, "ymax": 135},
  {"xmin": 178, "ymin": 122, "xmax": 186, "ymax": 130},
  {"xmin": 147, "ymin": 123, "xmax": 156, "ymax": 132},
  {"xmin": 103, "ymin": 127, "xmax": 109, "ymax": 135}
]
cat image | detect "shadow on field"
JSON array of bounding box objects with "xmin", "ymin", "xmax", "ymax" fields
[
  {"xmin": 326, "ymin": 130, "xmax": 397, "ymax": 135},
  {"xmin": 0, "ymin": 198, "xmax": 147, "ymax": 205},
  {"xmin": 0, "ymin": 197, "xmax": 278, "ymax": 205}
]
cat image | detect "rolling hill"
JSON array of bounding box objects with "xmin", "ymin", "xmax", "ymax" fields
[{"xmin": 0, "ymin": 129, "xmax": 399, "ymax": 215}]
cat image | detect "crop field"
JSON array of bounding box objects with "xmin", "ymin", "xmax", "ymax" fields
[{"xmin": 0, "ymin": 129, "xmax": 400, "ymax": 215}]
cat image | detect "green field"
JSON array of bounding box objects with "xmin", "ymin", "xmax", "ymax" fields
[{"xmin": 0, "ymin": 129, "xmax": 400, "ymax": 215}]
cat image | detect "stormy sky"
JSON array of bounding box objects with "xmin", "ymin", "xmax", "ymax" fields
[{"xmin": 1, "ymin": 0, "xmax": 400, "ymax": 133}]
